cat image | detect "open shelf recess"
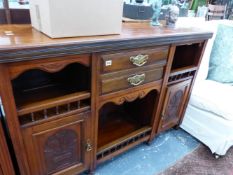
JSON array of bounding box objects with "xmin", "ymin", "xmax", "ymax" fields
[
  {"xmin": 97, "ymin": 90, "xmax": 157, "ymax": 163},
  {"xmin": 11, "ymin": 63, "xmax": 91, "ymax": 127}
]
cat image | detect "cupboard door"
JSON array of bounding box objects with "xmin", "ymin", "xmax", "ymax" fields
[
  {"xmin": 158, "ymin": 79, "xmax": 192, "ymax": 132},
  {"xmin": 22, "ymin": 111, "xmax": 92, "ymax": 175}
]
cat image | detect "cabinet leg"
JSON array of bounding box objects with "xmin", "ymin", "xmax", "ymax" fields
[
  {"xmin": 146, "ymin": 138, "xmax": 154, "ymax": 146},
  {"xmin": 83, "ymin": 170, "xmax": 94, "ymax": 175},
  {"xmin": 87, "ymin": 167, "xmax": 95, "ymax": 175},
  {"xmin": 87, "ymin": 171, "xmax": 94, "ymax": 175},
  {"xmin": 174, "ymin": 125, "xmax": 180, "ymax": 130}
]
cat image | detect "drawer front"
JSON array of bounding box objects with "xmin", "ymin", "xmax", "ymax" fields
[
  {"xmin": 101, "ymin": 64, "xmax": 165, "ymax": 94},
  {"xmin": 100, "ymin": 46, "xmax": 169, "ymax": 73}
]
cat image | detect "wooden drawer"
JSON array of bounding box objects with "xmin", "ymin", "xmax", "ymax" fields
[
  {"xmin": 101, "ymin": 63, "xmax": 165, "ymax": 94},
  {"xmin": 100, "ymin": 46, "xmax": 169, "ymax": 73}
]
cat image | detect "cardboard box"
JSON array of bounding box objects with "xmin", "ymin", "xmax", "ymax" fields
[{"xmin": 29, "ymin": 0, "xmax": 123, "ymax": 38}]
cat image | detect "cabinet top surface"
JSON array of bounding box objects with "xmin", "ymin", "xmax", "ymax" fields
[
  {"xmin": 0, "ymin": 23, "xmax": 212, "ymax": 63},
  {"xmin": 0, "ymin": 23, "xmax": 212, "ymax": 49}
]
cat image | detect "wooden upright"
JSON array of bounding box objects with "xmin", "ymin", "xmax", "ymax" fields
[
  {"xmin": 0, "ymin": 114, "xmax": 15, "ymax": 175},
  {"xmin": 0, "ymin": 23, "xmax": 212, "ymax": 175}
]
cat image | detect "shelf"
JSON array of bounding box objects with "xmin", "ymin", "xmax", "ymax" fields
[
  {"xmin": 168, "ymin": 66, "xmax": 196, "ymax": 84},
  {"xmin": 18, "ymin": 91, "xmax": 91, "ymax": 127},
  {"xmin": 98, "ymin": 111, "xmax": 143, "ymax": 148},
  {"xmin": 17, "ymin": 91, "xmax": 90, "ymax": 115},
  {"xmin": 171, "ymin": 43, "xmax": 203, "ymax": 70},
  {"xmin": 12, "ymin": 63, "xmax": 91, "ymax": 108},
  {"xmin": 11, "ymin": 63, "xmax": 91, "ymax": 127},
  {"xmin": 14, "ymin": 84, "xmax": 88, "ymax": 109},
  {"xmin": 97, "ymin": 126, "xmax": 151, "ymax": 164},
  {"xmin": 98, "ymin": 126, "xmax": 151, "ymax": 153},
  {"xmin": 98, "ymin": 91, "xmax": 156, "ymax": 149},
  {"xmin": 170, "ymin": 66, "xmax": 197, "ymax": 76},
  {"xmin": 97, "ymin": 90, "xmax": 157, "ymax": 163}
]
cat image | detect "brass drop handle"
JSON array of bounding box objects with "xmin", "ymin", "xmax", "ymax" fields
[
  {"xmin": 127, "ymin": 73, "xmax": 146, "ymax": 86},
  {"xmin": 130, "ymin": 54, "xmax": 149, "ymax": 67},
  {"xmin": 86, "ymin": 139, "xmax": 92, "ymax": 152}
]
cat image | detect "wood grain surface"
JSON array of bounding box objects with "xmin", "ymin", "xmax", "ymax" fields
[{"xmin": 0, "ymin": 23, "xmax": 212, "ymax": 63}]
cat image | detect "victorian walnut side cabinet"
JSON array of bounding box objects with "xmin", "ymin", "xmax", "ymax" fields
[{"xmin": 0, "ymin": 23, "xmax": 212, "ymax": 175}]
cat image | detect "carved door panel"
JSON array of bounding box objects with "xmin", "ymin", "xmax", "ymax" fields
[
  {"xmin": 158, "ymin": 79, "xmax": 192, "ymax": 132},
  {"xmin": 22, "ymin": 111, "xmax": 92, "ymax": 175}
]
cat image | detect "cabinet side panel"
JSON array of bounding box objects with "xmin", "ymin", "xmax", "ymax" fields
[
  {"xmin": 0, "ymin": 122, "xmax": 15, "ymax": 175},
  {"xmin": 0, "ymin": 64, "xmax": 30, "ymax": 175}
]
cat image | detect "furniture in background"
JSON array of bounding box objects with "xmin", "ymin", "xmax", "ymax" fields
[
  {"xmin": 181, "ymin": 20, "xmax": 233, "ymax": 156},
  {"xmin": 196, "ymin": 6, "xmax": 208, "ymax": 18},
  {"xmin": 0, "ymin": 0, "xmax": 30, "ymax": 24},
  {"xmin": 0, "ymin": 104, "xmax": 15, "ymax": 175},
  {"xmin": 0, "ymin": 23, "xmax": 211, "ymax": 174},
  {"xmin": 207, "ymin": 4, "xmax": 226, "ymax": 20}
]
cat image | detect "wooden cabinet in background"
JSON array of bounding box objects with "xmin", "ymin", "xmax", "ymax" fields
[{"xmin": 0, "ymin": 23, "xmax": 212, "ymax": 174}]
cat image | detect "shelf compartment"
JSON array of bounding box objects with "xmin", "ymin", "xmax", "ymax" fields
[
  {"xmin": 97, "ymin": 90, "xmax": 157, "ymax": 163},
  {"xmin": 12, "ymin": 63, "xmax": 90, "ymax": 108},
  {"xmin": 97, "ymin": 126, "xmax": 151, "ymax": 164},
  {"xmin": 98, "ymin": 110, "xmax": 143, "ymax": 148},
  {"xmin": 11, "ymin": 63, "xmax": 91, "ymax": 127},
  {"xmin": 19, "ymin": 91, "xmax": 91, "ymax": 127},
  {"xmin": 171, "ymin": 43, "xmax": 204, "ymax": 70}
]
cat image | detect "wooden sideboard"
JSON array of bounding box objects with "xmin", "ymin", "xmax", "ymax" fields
[{"xmin": 0, "ymin": 23, "xmax": 212, "ymax": 175}]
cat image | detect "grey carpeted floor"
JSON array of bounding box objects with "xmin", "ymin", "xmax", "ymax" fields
[{"xmin": 159, "ymin": 144, "xmax": 233, "ymax": 175}]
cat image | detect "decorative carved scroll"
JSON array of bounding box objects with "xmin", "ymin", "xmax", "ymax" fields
[
  {"xmin": 99, "ymin": 88, "xmax": 158, "ymax": 108},
  {"xmin": 39, "ymin": 62, "xmax": 69, "ymax": 73},
  {"xmin": 9, "ymin": 56, "xmax": 90, "ymax": 80},
  {"xmin": 114, "ymin": 89, "xmax": 154, "ymax": 105}
]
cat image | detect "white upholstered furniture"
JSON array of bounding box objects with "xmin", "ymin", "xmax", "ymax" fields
[{"xmin": 181, "ymin": 20, "xmax": 233, "ymax": 156}]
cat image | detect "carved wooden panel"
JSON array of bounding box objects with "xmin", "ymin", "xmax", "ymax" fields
[
  {"xmin": 103, "ymin": 88, "xmax": 152, "ymax": 106},
  {"xmin": 158, "ymin": 79, "xmax": 192, "ymax": 132},
  {"xmin": 22, "ymin": 112, "xmax": 92, "ymax": 175},
  {"xmin": 98, "ymin": 86, "xmax": 159, "ymax": 109},
  {"xmin": 163, "ymin": 90, "xmax": 183, "ymax": 123},
  {"xmin": 44, "ymin": 129, "xmax": 79, "ymax": 174}
]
